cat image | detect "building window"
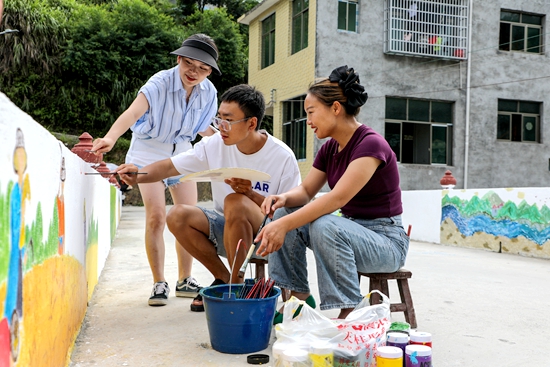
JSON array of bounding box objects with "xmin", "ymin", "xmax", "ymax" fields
[
  {"xmin": 283, "ymin": 96, "xmax": 307, "ymax": 160},
  {"xmin": 384, "ymin": 0, "xmax": 469, "ymax": 60},
  {"xmin": 385, "ymin": 97, "xmax": 453, "ymax": 165},
  {"xmin": 499, "ymin": 10, "xmax": 543, "ymax": 54},
  {"xmin": 261, "ymin": 13, "xmax": 276, "ymax": 68},
  {"xmin": 338, "ymin": 0, "xmax": 358, "ymax": 32},
  {"xmin": 292, "ymin": 0, "xmax": 309, "ymax": 54},
  {"xmin": 497, "ymin": 99, "xmax": 540, "ymax": 142}
]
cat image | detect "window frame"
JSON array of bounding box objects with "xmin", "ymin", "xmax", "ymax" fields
[
  {"xmin": 383, "ymin": 0, "xmax": 469, "ymax": 60},
  {"xmin": 499, "ymin": 10, "xmax": 543, "ymax": 54},
  {"xmin": 261, "ymin": 13, "xmax": 276, "ymax": 69},
  {"xmin": 384, "ymin": 97, "xmax": 454, "ymax": 166},
  {"xmin": 282, "ymin": 96, "xmax": 307, "ymax": 160},
  {"xmin": 497, "ymin": 99, "xmax": 541, "ymax": 143},
  {"xmin": 291, "ymin": 0, "xmax": 309, "ymax": 54},
  {"xmin": 337, "ymin": 0, "xmax": 358, "ymax": 33}
]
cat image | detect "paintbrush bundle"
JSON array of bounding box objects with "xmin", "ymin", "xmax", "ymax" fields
[{"xmin": 239, "ymin": 277, "xmax": 276, "ymax": 299}]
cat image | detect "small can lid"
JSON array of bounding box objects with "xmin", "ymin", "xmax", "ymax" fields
[
  {"xmin": 405, "ymin": 344, "xmax": 432, "ymax": 357},
  {"xmin": 282, "ymin": 348, "xmax": 309, "ymax": 362},
  {"xmin": 309, "ymin": 341, "xmax": 332, "ymax": 355},
  {"xmin": 387, "ymin": 332, "xmax": 409, "ymax": 343},
  {"xmin": 247, "ymin": 354, "xmax": 270, "ymax": 365},
  {"xmin": 377, "ymin": 346, "xmax": 403, "ymax": 359},
  {"xmin": 410, "ymin": 331, "xmax": 432, "ymax": 342}
]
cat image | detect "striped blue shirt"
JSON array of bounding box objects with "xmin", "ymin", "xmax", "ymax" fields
[{"xmin": 131, "ymin": 65, "xmax": 217, "ymax": 144}]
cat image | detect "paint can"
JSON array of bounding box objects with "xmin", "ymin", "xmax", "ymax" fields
[
  {"xmin": 333, "ymin": 352, "xmax": 360, "ymax": 367},
  {"xmin": 405, "ymin": 345, "xmax": 432, "ymax": 367},
  {"xmin": 386, "ymin": 332, "xmax": 409, "ymax": 366},
  {"xmin": 389, "ymin": 321, "xmax": 410, "ymax": 334},
  {"xmin": 273, "ymin": 343, "xmax": 285, "ymax": 367},
  {"xmin": 281, "ymin": 348, "xmax": 311, "ymax": 366},
  {"xmin": 376, "ymin": 346, "xmax": 403, "ymax": 367},
  {"xmin": 409, "ymin": 331, "xmax": 432, "ymax": 348},
  {"xmin": 309, "ymin": 341, "xmax": 333, "ymax": 367}
]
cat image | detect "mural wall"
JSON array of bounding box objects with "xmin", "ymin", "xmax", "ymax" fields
[
  {"xmin": 0, "ymin": 93, "xmax": 121, "ymax": 366},
  {"xmin": 441, "ymin": 188, "xmax": 550, "ymax": 258}
]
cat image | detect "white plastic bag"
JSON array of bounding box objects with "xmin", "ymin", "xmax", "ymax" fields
[
  {"xmin": 332, "ymin": 291, "xmax": 391, "ymax": 366},
  {"xmin": 273, "ymin": 291, "xmax": 391, "ymax": 367}
]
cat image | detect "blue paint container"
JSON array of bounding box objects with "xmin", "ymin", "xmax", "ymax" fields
[{"xmin": 201, "ymin": 284, "xmax": 280, "ymax": 354}]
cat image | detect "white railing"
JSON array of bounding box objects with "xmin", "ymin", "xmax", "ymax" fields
[{"xmin": 384, "ymin": 0, "xmax": 469, "ymax": 60}]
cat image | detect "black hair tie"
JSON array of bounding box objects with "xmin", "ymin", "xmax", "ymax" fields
[{"xmin": 328, "ymin": 65, "xmax": 368, "ymax": 109}]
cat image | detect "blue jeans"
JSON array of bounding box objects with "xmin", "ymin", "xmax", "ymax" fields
[{"xmin": 268, "ymin": 207, "xmax": 409, "ymax": 311}]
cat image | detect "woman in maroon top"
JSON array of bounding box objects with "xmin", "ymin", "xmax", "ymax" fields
[{"xmin": 256, "ymin": 66, "xmax": 409, "ymax": 322}]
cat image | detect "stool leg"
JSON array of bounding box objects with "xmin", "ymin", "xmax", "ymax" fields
[
  {"xmin": 369, "ymin": 278, "xmax": 382, "ymax": 305},
  {"xmin": 398, "ymin": 279, "xmax": 417, "ymax": 328},
  {"xmin": 380, "ymin": 280, "xmax": 390, "ymax": 299},
  {"xmin": 256, "ymin": 263, "xmax": 265, "ymax": 279}
]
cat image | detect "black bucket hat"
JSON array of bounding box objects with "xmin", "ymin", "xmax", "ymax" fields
[{"xmin": 171, "ymin": 38, "xmax": 221, "ymax": 76}]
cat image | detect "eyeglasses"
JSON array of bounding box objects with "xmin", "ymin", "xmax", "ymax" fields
[
  {"xmin": 211, "ymin": 116, "xmax": 250, "ymax": 131},
  {"xmin": 180, "ymin": 57, "xmax": 211, "ymax": 74}
]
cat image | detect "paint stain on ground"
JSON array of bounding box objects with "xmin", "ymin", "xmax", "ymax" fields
[{"xmin": 199, "ymin": 343, "xmax": 212, "ymax": 349}]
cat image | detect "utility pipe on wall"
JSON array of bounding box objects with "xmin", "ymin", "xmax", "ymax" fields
[{"xmin": 463, "ymin": 0, "xmax": 473, "ymax": 189}]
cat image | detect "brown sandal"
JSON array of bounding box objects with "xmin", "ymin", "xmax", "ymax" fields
[
  {"xmin": 189, "ymin": 278, "xmax": 226, "ymax": 312},
  {"xmin": 190, "ymin": 294, "xmax": 204, "ymax": 312}
]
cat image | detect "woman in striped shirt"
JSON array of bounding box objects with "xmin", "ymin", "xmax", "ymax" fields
[{"xmin": 92, "ymin": 34, "xmax": 221, "ymax": 306}]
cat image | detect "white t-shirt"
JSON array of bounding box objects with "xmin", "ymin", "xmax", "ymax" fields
[{"xmin": 171, "ymin": 131, "xmax": 301, "ymax": 213}]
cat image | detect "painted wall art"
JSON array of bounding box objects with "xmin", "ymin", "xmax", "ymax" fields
[
  {"xmin": 0, "ymin": 93, "xmax": 120, "ymax": 366},
  {"xmin": 441, "ymin": 188, "xmax": 550, "ymax": 258}
]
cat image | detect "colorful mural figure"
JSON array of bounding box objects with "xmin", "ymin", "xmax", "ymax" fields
[
  {"xmin": 57, "ymin": 151, "xmax": 66, "ymax": 255},
  {"xmin": 0, "ymin": 97, "xmax": 121, "ymax": 366},
  {"xmin": 5, "ymin": 128, "xmax": 30, "ymax": 363},
  {"xmin": 441, "ymin": 191, "xmax": 550, "ymax": 252}
]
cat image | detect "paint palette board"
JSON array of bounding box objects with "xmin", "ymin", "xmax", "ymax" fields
[{"xmin": 179, "ymin": 167, "xmax": 271, "ymax": 183}]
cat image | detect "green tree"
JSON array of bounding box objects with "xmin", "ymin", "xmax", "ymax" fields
[
  {"xmin": 1, "ymin": 0, "xmax": 253, "ymax": 138},
  {"xmin": 183, "ymin": 7, "xmax": 246, "ymax": 96},
  {"xmin": 0, "ymin": 0, "xmax": 68, "ymax": 115}
]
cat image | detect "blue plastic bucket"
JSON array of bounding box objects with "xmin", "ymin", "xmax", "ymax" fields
[{"xmin": 201, "ymin": 284, "xmax": 280, "ymax": 354}]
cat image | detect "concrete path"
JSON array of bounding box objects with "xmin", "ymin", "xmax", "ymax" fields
[{"xmin": 69, "ymin": 205, "xmax": 549, "ymax": 367}]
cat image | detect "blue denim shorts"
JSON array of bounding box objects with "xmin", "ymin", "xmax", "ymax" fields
[
  {"xmin": 197, "ymin": 207, "xmax": 227, "ymax": 257},
  {"xmin": 197, "ymin": 207, "xmax": 268, "ymax": 261}
]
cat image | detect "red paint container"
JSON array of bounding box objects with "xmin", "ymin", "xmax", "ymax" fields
[{"xmin": 409, "ymin": 331, "xmax": 432, "ymax": 348}]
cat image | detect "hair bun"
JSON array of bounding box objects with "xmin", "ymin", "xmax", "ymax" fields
[{"xmin": 328, "ymin": 65, "xmax": 368, "ymax": 109}]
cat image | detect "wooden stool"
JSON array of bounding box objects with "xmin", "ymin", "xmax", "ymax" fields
[
  {"xmin": 358, "ymin": 268, "xmax": 417, "ymax": 328},
  {"xmin": 249, "ymin": 258, "xmax": 290, "ymax": 301},
  {"xmin": 249, "ymin": 258, "xmax": 268, "ymax": 279}
]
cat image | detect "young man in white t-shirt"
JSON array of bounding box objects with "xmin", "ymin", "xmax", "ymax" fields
[{"xmin": 117, "ymin": 84, "xmax": 301, "ymax": 311}]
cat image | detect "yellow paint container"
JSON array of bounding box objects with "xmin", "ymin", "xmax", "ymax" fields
[
  {"xmin": 376, "ymin": 346, "xmax": 403, "ymax": 367},
  {"xmin": 309, "ymin": 341, "xmax": 333, "ymax": 367}
]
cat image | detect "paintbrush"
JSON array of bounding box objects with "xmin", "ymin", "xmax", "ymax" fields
[
  {"xmin": 237, "ymin": 200, "xmax": 274, "ymax": 279},
  {"xmin": 85, "ymin": 172, "xmax": 147, "ymax": 175}
]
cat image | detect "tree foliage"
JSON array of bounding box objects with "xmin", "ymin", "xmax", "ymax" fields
[
  {"xmin": 182, "ymin": 7, "xmax": 247, "ymax": 96},
  {"xmin": 0, "ymin": 0, "xmax": 254, "ymax": 138}
]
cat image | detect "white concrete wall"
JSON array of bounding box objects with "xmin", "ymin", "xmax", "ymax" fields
[
  {"xmin": 0, "ymin": 93, "xmax": 121, "ymax": 366},
  {"xmin": 402, "ymin": 189, "xmax": 441, "ymax": 244}
]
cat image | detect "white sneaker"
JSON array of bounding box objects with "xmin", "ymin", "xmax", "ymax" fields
[{"xmin": 148, "ymin": 281, "xmax": 169, "ymax": 306}]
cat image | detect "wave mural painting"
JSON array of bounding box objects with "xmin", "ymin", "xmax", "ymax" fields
[
  {"xmin": 441, "ymin": 189, "xmax": 550, "ymax": 258},
  {"xmin": 0, "ymin": 93, "xmax": 121, "ymax": 367}
]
